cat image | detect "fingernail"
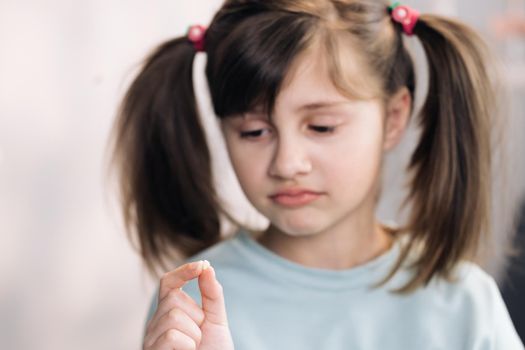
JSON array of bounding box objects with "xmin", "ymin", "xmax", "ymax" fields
[
  {"xmin": 190, "ymin": 260, "xmax": 203, "ymax": 271},
  {"xmin": 202, "ymin": 260, "xmax": 211, "ymax": 270}
]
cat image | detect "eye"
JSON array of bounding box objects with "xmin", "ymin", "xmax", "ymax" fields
[
  {"xmin": 239, "ymin": 128, "xmax": 271, "ymax": 139},
  {"xmin": 308, "ymin": 125, "xmax": 336, "ymax": 133}
]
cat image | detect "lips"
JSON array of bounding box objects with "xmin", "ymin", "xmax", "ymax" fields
[{"xmin": 269, "ymin": 188, "xmax": 322, "ymax": 207}]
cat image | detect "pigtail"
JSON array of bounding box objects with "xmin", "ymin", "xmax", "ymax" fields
[
  {"xmin": 110, "ymin": 38, "xmax": 222, "ymax": 276},
  {"xmin": 398, "ymin": 16, "xmax": 496, "ymax": 292}
]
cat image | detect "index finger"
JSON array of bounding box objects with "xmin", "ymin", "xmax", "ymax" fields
[{"xmin": 159, "ymin": 260, "xmax": 210, "ymax": 299}]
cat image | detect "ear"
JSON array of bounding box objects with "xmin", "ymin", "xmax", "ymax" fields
[{"xmin": 383, "ymin": 87, "xmax": 412, "ymax": 151}]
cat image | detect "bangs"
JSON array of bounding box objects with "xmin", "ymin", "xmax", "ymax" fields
[
  {"xmin": 324, "ymin": 31, "xmax": 385, "ymax": 102},
  {"xmin": 206, "ymin": 4, "xmax": 384, "ymax": 120},
  {"xmin": 206, "ymin": 11, "xmax": 316, "ymax": 118}
]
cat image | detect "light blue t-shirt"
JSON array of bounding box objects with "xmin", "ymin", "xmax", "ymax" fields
[{"xmin": 147, "ymin": 229, "xmax": 524, "ymax": 349}]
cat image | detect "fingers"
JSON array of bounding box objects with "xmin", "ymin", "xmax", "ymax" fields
[
  {"xmin": 144, "ymin": 308, "xmax": 202, "ymax": 349},
  {"xmin": 147, "ymin": 288, "xmax": 205, "ymax": 332},
  {"xmin": 144, "ymin": 260, "xmax": 211, "ymax": 350},
  {"xmin": 158, "ymin": 260, "xmax": 208, "ymax": 300},
  {"xmin": 198, "ymin": 265, "xmax": 229, "ymax": 326},
  {"xmin": 147, "ymin": 328, "xmax": 196, "ymax": 350}
]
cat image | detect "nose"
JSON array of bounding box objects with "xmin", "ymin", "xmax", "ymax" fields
[{"xmin": 268, "ymin": 135, "xmax": 312, "ymax": 180}]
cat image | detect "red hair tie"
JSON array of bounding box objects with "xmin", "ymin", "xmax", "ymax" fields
[
  {"xmin": 389, "ymin": 2, "xmax": 420, "ymax": 36},
  {"xmin": 187, "ymin": 25, "xmax": 207, "ymax": 52}
]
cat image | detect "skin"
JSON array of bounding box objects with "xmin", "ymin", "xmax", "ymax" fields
[
  {"xmin": 143, "ymin": 261, "xmax": 234, "ymax": 350},
  {"xmin": 144, "ymin": 43, "xmax": 411, "ymax": 350},
  {"xmin": 221, "ymin": 45, "xmax": 411, "ymax": 270}
]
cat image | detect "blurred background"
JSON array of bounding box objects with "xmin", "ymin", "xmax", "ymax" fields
[{"xmin": 0, "ymin": 0, "xmax": 524, "ymax": 349}]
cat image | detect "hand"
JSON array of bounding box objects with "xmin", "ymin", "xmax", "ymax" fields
[{"xmin": 143, "ymin": 260, "xmax": 235, "ymax": 350}]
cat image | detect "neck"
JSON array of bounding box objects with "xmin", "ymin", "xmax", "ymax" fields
[{"xmin": 256, "ymin": 216, "xmax": 393, "ymax": 271}]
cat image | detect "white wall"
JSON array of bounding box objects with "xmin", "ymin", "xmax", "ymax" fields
[
  {"xmin": 0, "ymin": 1, "xmax": 224, "ymax": 349},
  {"xmin": 1, "ymin": 1, "xmax": 523, "ymax": 349}
]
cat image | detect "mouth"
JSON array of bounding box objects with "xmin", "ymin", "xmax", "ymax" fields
[{"xmin": 269, "ymin": 189, "xmax": 323, "ymax": 208}]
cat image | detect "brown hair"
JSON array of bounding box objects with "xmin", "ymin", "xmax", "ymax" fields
[{"xmin": 109, "ymin": 0, "xmax": 497, "ymax": 292}]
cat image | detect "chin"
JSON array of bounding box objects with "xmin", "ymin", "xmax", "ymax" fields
[{"xmin": 270, "ymin": 215, "xmax": 326, "ymax": 237}]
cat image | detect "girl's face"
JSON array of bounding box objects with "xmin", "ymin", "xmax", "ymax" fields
[{"xmin": 221, "ymin": 47, "xmax": 404, "ymax": 237}]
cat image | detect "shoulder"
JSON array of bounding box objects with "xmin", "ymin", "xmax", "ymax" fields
[
  {"xmin": 395, "ymin": 235, "xmax": 501, "ymax": 306},
  {"xmin": 447, "ymin": 261, "xmax": 517, "ymax": 324},
  {"xmin": 447, "ymin": 261, "xmax": 499, "ymax": 299},
  {"xmin": 423, "ymin": 261, "xmax": 501, "ymax": 312},
  {"xmin": 389, "ymin": 258, "xmax": 502, "ymax": 317},
  {"xmin": 422, "ymin": 261, "xmax": 523, "ymax": 349},
  {"xmin": 390, "ymin": 258, "xmax": 523, "ymax": 349}
]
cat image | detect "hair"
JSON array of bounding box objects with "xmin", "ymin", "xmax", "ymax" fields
[{"xmin": 109, "ymin": 0, "xmax": 497, "ymax": 293}]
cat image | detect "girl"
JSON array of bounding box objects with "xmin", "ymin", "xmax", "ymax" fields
[{"xmin": 110, "ymin": 1, "xmax": 524, "ymax": 349}]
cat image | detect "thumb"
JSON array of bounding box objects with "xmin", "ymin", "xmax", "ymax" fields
[{"xmin": 198, "ymin": 261, "xmax": 229, "ymax": 326}]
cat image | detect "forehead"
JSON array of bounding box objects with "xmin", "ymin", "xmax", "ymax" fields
[
  {"xmin": 212, "ymin": 21, "xmax": 383, "ymax": 120},
  {"xmin": 270, "ymin": 41, "xmax": 378, "ymax": 115}
]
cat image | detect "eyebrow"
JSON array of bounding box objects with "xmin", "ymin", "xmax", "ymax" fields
[
  {"xmin": 239, "ymin": 100, "xmax": 351, "ymax": 120},
  {"xmin": 297, "ymin": 101, "xmax": 350, "ymax": 112}
]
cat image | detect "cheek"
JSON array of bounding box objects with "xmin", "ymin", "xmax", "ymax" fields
[
  {"xmin": 231, "ymin": 156, "xmax": 258, "ymax": 187},
  {"xmin": 226, "ymin": 140, "xmax": 270, "ymax": 197},
  {"xmin": 317, "ymin": 122, "xmax": 384, "ymax": 188}
]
